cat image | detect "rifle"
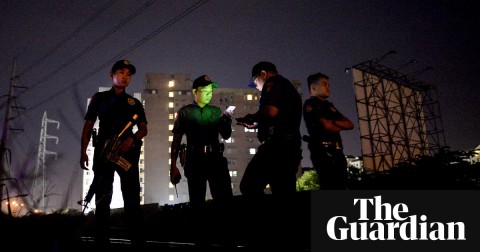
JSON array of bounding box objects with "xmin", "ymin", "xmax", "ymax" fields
[
  {"xmin": 101, "ymin": 114, "xmax": 138, "ymax": 171},
  {"xmin": 78, "ymin": 114, "xmax": 138, "ymax": 213}
]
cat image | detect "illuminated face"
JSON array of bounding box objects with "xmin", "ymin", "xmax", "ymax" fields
[
  {"xmin": 252, "ymin": 71, "xmax": 266, "ymax": 91},
  {"xmin": 112, "ymin": 68, "xmax": 132, "ymax": 88},
  {"xmin": 194, "ymin": 84, "xmax": 214, "ymax": 107},
  {"xmin": 313, "ymin": 77, "xmax": 330, "ymax": 98}
]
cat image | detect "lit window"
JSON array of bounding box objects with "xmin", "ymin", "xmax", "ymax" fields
[
  {"xmin": 168, "ymin": 80, "xmax": 175, "ymax": 87},
  {"xmin": 169, "ymin": 102, "xmax": 174, "ymax": 108},
  {"xmin": 249, "ymin": 148, "xmax": 256, "ymax": 154},
  {"xmin": 169, "ymin": 91, "xmax": 174, "ymax": 97},
  {"xmin": 247, "ymin": 94, "xmax": 253, "ymax": 100},
  {"xmin": 225, "ymin": 137, "xmax": 234, "ymax": 143},
  {"xmin": 168, "ymin": 158, "xmax": 171, "ymax": 165},
  {"xmin": 169, "ymin": 124, "xmax": 174, "ymax": 130},
  {"xmin": 168, "ymin": 136, "xmax": 173, "ymax": 142},
  {"xmin": 168, "ymin": 147, "xmax": 171, "ymax": 153},
  {"xmin": 169, "ymin": 114, "xmax": 174, "ymax": 119},
  {"xmin": 169, "ymin": 182, "xmax": 174, "ymax": 188},
  {"xmin": 169, "ymin": 195, "xmax": 174, "ymax": 201}
]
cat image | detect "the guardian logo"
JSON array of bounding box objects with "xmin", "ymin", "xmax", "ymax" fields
[{"xmin": 326, "ymin": 195, "xmax": 466, "ymax": 240}]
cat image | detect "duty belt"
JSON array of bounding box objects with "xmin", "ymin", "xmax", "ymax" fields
[
  {"xmin": 188, "ymin": 143, "xmax": 224, "ymax": 154},
  {"xmin": 321, "ymin": 141, "xmax": 342, "ymax": 150}
]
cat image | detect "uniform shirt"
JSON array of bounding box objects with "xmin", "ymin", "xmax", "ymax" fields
[
  {"xmin": 85, "ymin": 88, "xmax": 147, "ymax": 142},
  {"xmin": 172, "ymin": 103, "xmax": 231, "ymax": 146},
  {"xmin": 257, "ymin": 75, "xmax": 302, "ymax": 142},
  {"xmin": 303, "ymin": 96, "xmax": 343, "ymax": 144}
]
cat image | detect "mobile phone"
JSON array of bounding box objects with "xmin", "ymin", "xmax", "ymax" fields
[{"xmin": 225, "ymin": 106, "xmax": 236, "ymax": 114}]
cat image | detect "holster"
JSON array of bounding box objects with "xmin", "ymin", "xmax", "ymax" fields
[{"xmin": 179, "ymin": 144, "xmax": 187, "ymax": 167}]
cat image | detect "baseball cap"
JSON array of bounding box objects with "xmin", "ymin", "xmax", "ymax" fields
[
  {"xmin": 111, "ymin": 59, "xmax": 136, "ymax": 75},
  {"xmin": 192, "ymin": 75, "xmax": 218, "ymax": 89},
  {"xmin": 247, "ymin": 61, "xmax": 277, "ymax": 88}
]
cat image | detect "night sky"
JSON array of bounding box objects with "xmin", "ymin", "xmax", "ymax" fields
[{"xmin": 1, "ymin": 0, "xmax": 478, "ymax": 211}]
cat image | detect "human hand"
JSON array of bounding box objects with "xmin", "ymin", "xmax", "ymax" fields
[
  {"xmin": 121, "ymin": 136, "xmax": 134, "ymax": 152},
  {"xmin": 170, "ymin": 165, "xmax": 182, "ymax": 185},
  {"xmin": 80, "ymin": 152, "xmax": 89, "ymax": 170},
  {"xmin": 236, "ymin": 114, "xmax": 257, "ymax": 128}
]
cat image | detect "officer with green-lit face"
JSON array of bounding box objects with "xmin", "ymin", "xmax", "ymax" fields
[
  {"xmin": 193, "ymin": 82, "xmax": 214, "ymax": 107},
  {"xmin": 169, "ymin": 74, "xmax": 233, "ymax": 245}
]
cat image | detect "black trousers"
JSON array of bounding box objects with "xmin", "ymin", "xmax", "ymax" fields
[
  {"xmin": 91, "ymin": 143, "xmax": 144, "ymax": 247},
  {"xmin": 310, "ymin": 147, "xmax": 348, "ymax": 189}
]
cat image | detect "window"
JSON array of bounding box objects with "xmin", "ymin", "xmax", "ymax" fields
[
  {"xmin": 249, "ymin": 148, "xmax": 256, "ymax": 155},
  {"xmin": 168, "ymin": 80, "xmax": 175, "ymax": 87},
  {"xmin": 169, "ymin": 91, "xmax": 174, "ymax": 97},
  {"xmin": 229, "ymin": 170, "xmax": 238, "ymax": 177}
]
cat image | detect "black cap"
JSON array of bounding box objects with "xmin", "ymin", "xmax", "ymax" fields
[
  {"xmin": 111, "ymin": 60, "xmax": 136, "ymax": 75},
  {"xmin": 247, "ymin": 61, "xmax": 277, "ymax": 88},
  {"xmin": 192, "ymin": 75, "xmax": 218, "ymax": 89}
]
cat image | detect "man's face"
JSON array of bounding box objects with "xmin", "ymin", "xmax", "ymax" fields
[
  {"xmin": 194, "ymin": 84, "xmax": 213, "ymax": 106},
  {"xmin": 112, "ymin": 68, "xmax": 132, "ymax": 88},
  {"xmin": 252, "ymin": 71, "xmax": 266, "ymax": 91},
  {"xmin": 313, "ymin": 77, "xmax": 330, "ymax": 98}
]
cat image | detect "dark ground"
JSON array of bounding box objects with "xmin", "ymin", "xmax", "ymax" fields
[{"xmin": 2, "ymin": 192, "xmax": 311, "ymax": 252}]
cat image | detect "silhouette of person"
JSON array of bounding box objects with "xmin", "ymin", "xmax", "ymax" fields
[
  {"xmin": 80, "ymin": 59, "xmax": 148, "ymax": 249},
  {"xmin": 169, "ymin": 74, "xmax": 233, "ymax": 246},
  {"xmin": 303, "ymin": 72, "xmax": 354, "ymax": 189}
]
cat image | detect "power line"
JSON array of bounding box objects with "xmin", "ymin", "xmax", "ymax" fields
[
  {"xmin": 18, "ymin": 0, "xmax": 119, "ymax": 77},
  {"xmin": 23, "ymin": 0, "xmax": 209, "ymax": 115},
  {"xmin": 14, "ymin": 2, "xmax": 71, "ymax": 61},
  {"xmin": 22, "ymin": 0, "xmax": 158, "ymax": 96}
]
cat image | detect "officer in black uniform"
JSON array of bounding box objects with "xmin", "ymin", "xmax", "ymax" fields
[
  {"xmin": 170, "ymin": 75, "xmax": 233, "ymax": 246},
  {"xmin": 80, "ymin": 59, "xmax": 148, "ymax": 249},
  {"xmin": 236, "ymin": 61, "xmax": 303, "ymax": 249},
  {"xmin": 237, "ymin": 61, "xmax": 302, "ymax": 197},
  {"xmin": 303, "ymin": 72, "xmax": 354, "ymax": 189}
]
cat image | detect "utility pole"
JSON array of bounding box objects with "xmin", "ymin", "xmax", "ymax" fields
[
  {"xmin": 31, "ymin": 111, "xmax": 59, "ymax": 212},
  {"xmin": 0, "ymin": 58, "xmax": 26, "ymax": 205}
]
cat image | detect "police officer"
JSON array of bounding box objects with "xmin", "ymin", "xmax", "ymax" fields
[
  {"xmin": 80, "ymin": 59, "xmax": 148, "ymax": 248},
  {"xmin": 170, "ymin": 75, "xmax": 233, "ymax": 246},
  {"xmin": 303, "ymin": 72, "xmax": 354, "ymax": 189},
  {"xmin": 236, "ymin": 61, "xmax": 303, "ymax": 249},
  {"xmin": 237, "ymin": 61, "xmax": 302, "ymax": 197}
]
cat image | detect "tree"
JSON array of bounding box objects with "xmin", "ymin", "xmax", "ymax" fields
[{"xmin": 296, "ymin": 170, "xmax": 320, "ymax": 191}]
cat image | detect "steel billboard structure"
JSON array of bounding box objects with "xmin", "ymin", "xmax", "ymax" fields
[{"xmin": 352, "ymin": 60, "xmax": 445, "ymax": 173}]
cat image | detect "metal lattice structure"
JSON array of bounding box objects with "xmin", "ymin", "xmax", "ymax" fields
[
  {"xmin": 352, "ymin": 60, "xmax": 446, "ymax": 173},
  {"xmin": 31, "ymin": 111, "xmax": 59, "ymax": 211}
]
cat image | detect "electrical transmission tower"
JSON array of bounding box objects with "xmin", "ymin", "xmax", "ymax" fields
[{"xmin": 31, "ymin": 111, "xmax": 59, "ymax": 212}]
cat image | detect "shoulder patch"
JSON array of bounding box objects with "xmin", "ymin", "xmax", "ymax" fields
[
  {"xmin": 305, "ymin": 104, "xmax": 312, "ymax": 113},
  {"xmin": 128, "ymin": 97, "xmax": 135, "ymax": 105}
]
